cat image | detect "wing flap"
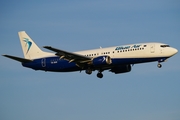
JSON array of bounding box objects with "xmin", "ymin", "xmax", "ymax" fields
[{"xmin": 2, "ymin": 55, "xmax": 33, "ymax": 63}]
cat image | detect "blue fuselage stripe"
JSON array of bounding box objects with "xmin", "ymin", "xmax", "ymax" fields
[{"xmin": 22, "ymin": 56, "xmax": 168, "ymax": 72}]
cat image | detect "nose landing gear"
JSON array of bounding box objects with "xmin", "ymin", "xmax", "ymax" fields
[
  {"xmin": 157, "ymin": 59, "xmax": 165, "ymax": 68},
  {"xmin": 157, "ymin": 63, "xmax": 162, "ymax": 68}
]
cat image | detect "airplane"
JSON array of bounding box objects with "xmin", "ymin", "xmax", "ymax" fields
[{"xmin": 2, "ymin": 31, "xmax": 178, "ymax": 78}]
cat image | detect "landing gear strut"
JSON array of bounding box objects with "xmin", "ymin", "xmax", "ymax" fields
[
  {"xmin": 157, "ymin": 63, "xmax": 162, "ymax": 68},
  {"xmin": 97, "ymin": 72, "xmax": 103, "ymax": 78}
]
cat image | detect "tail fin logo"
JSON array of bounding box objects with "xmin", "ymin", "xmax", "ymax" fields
[{"xmin": 23, "ymin": 38, "xmax": 32, "ymax": 54}]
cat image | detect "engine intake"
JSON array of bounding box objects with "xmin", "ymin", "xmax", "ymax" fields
[{"xmin": 92, "ymin": 56, "xmax": 112, "ymax": 66}]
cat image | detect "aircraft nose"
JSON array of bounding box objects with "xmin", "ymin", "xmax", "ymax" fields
[{"xmin": 172, "ymin": 48, "xmax": 178, "ymax": 55}]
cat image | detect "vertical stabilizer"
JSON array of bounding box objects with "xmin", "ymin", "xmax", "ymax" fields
[{"xmin": 18, "ymin": 31, "xmax": 51, "ymax": 59}]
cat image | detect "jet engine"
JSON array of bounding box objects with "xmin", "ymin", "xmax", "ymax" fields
[
  {"xmin": 110, "ymin": 64, "xmax": 131, "ymax": 74},
  {"xmin": 92, "ymin": 56, "xmax": 112, "ymax": 66}
]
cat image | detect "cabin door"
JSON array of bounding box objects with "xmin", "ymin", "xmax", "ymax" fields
[{"xmin": 150, "ymin": 44, "xmax": 155, "ymax": 53}]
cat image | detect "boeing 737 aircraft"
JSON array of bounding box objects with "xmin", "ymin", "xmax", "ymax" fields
[{"xmin": 3, "ymin": 31, "xmax": 178, "ymax": 78}]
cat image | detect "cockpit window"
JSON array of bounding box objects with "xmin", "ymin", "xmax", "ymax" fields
[{"xmin": 160, "ymin": 45, "xmax": 170, "ymax": 48}]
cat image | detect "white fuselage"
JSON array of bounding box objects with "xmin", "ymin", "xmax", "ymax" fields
[{"xmin": 75, "ymin": 42, "xmax": 177, "ymax": 60}]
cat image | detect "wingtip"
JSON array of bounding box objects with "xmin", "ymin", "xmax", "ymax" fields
[
  {"xmin": 2, "ymin": 54, "xmax": 7, "ymax": 57},
  {"xmin": 43, "ymin": 46, "xmax": 51, "ymax": 48}
]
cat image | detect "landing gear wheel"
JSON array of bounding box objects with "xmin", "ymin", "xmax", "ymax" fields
[
  {"xmin": 85, "ymin": 69, "xmax": 92, "ymax": 75},
  {"xmin": 97, "ymin": 72, "xmax": 103, "ymax": 78},
  {"xmin": 157, "ymin": 63, "xmax": 162, "ymax": 68}
]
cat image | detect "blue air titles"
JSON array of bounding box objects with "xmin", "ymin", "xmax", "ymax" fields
[{"xmin": 115, "ymin": 45, "xmax": 141, "ymax": 50}]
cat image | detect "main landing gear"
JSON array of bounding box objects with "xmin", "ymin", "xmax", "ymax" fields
[
  {"xmin": 85, "ymin": 69, "xmax": 92, "ymax": 75},
  {"xmin": 97, "ymin": 72, "xmax": 103, "ymax": 78},
  {"xmin": 85, "ymin": 68, "xmax": 104, "ymax": 78}
]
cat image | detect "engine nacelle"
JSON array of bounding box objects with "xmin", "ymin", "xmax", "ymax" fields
[
  {"xmin": 110, "ymin": 64, "xmax": 131, "ymax": 74},
  {"xmin": 92, "ymin": 56, "xmax": 112, "ymax": 66}
]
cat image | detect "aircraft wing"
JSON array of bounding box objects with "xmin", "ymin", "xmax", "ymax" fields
[{"xmin": 43, "ymin": 46, "xmax": 91, "ymax": 64}]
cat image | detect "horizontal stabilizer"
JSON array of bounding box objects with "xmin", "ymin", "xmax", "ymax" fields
[{"xmin": 2, "ymin": 55, "xmax": 33, "ymax": 63}]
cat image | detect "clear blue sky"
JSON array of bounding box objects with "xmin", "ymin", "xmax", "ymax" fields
[{"xmin": 0, "ymin": 0, "xmax": 180, "ymax": 120}]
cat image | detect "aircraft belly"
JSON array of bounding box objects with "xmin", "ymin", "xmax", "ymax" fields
[
  {"xmin": 22, "ymin": 56, "xmax": 169, "ymax": 72},
  {"xmin": 111, "ymin": 57, "xmax": 169, "ymax": 65},
  {"xmin": 46, "ymin": 59, "xmax": 81, "ymax": 72}
]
